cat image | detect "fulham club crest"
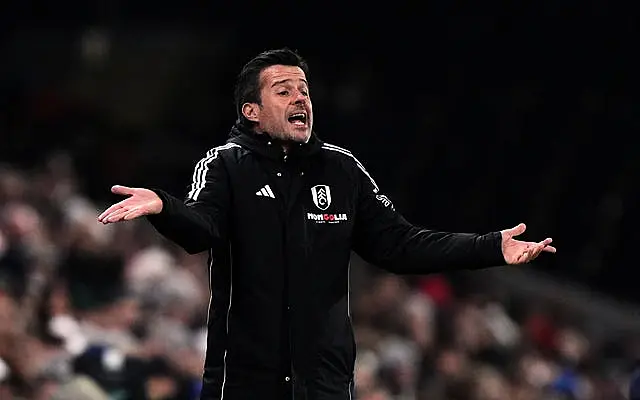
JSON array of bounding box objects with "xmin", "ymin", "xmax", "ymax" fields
[{"xmin": 311, "ymin": 185, "xmax": 332, "ymax": 210}]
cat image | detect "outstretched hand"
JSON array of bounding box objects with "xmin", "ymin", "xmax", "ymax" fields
[
  {"xmin": 97, "ymin": 185, "xmax": 163, "ymax": 224},
  {"xmin": 501, "ymin": 223, "xmax": 556, "ymax": 264}
]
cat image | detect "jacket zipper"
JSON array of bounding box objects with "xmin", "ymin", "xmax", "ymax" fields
[{"xmin": 281, "ymin": 153, "xmax": 296, "ymax": 399}]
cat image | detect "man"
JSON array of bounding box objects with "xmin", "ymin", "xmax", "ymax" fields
[{"xmin": 98, "ymin": 48, "xmax": 555, "ymax": 399}]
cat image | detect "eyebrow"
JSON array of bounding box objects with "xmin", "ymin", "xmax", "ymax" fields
[{"xmin": 271, "ymin": 78, "xmax": 309, "ymax": 88}]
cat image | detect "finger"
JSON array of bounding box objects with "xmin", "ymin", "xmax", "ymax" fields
[
  {"xmin": 102, "ymin": 206, "xmax": 141, "ymax": 224},
  {"xmin": 122, "ymin": 208, "xmax": 145, "ymax": 221},
  {"xmin": 100, "ymin": 212, "xmax": 125, "ymax": 224},
  {"xmin": 538, "ymin": 238, "xmax": 553, "ymax": 246},
  {"xmin": 103, "ymin": 208, "xmax": 131, "ymax": 223},
  {"xmin": 530, "ymin": 242, "xmax": 556, "ymax": 256},
  {"xmin": 526, "ymin": 243, "xmax": 553, "ymax": 262},
  {"xmin": 529, "ymin": 245, "xmax": 545, "ymax": 260},
  {"xmin": 98, "ymin": 202, "xmax": 126, "ymax": 221},
  {"xmin": 505, "ymin": 223, "xmax": 526, "ymax": 238},
  {"xmin": 521, "ymin": 242, "xmax": 543, "ymax": 263},
  {"xmin": 101, "ymin": 214, "xmax": 122, "ymax": 224},
  {"xmin": 111, "ymin": 185, "xmax": 136, "ymax": 196},
  {"xmin": 516, "ymin": 249, "xmax": 530, "ymax": 264}
]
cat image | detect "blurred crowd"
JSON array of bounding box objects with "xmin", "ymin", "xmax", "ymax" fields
[
  {"xmin": 0, "ymin": 153, "xmax": 637, "ymax": 400},
  {"xmin": 1, "ymin": 154, "xmax": 209, "ymax": 399}
]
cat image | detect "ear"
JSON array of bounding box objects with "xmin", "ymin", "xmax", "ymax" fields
[{"xmin": 242, "ymin": 103, "xmax": 260, "ymax": 122}]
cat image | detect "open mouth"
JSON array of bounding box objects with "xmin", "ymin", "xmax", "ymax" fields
[{"xmin": 287, "ymin": 112, "xmax": 307, "ymax": 126}]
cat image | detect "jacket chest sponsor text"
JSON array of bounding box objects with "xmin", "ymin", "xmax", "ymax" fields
[{"xmin": 306, "ymin": 212, "xmax": 348, "ymax": 224}]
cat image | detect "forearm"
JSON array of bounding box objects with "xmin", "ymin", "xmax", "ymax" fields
[
  {"xmin": 360, "ymin": 225, "xmax": 505, "ymax": 274},
  {"xmin": 146, "ymin": 190, "xmax": 220, "ymax": 254}
]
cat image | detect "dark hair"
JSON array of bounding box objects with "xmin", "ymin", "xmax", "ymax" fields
[{"xmin": 234, "ymin": 48, "xmax": 309, "ymax": 127}]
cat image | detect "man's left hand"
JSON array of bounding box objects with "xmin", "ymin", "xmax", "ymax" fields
[{"xmin": 500, "ymin": 223, "xmax": 556, "ymax": 264}]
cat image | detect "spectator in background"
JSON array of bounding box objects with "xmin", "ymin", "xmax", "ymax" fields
[{"xmin": 0, "ymin": 160, "xmax": 210, "ymax": 399}]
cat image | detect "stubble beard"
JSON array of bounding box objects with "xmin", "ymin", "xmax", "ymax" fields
[{"xmin": 267, "ymin": 125, "xmax": 311, "ymax": 144}]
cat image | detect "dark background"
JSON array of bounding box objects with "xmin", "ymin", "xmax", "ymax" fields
[{"xmin": 1, "ymin": 2, "xmax": 637, "ymax": 301}]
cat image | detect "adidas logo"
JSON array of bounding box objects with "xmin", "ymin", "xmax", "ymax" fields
[{"xmin": 256, "ymin": 184, "xmax": 275, "ymax": 198}]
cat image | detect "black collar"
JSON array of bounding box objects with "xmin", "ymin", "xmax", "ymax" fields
[{"xmin": 227, "ymin": 124, "xmax": 323, "ymax": 160}]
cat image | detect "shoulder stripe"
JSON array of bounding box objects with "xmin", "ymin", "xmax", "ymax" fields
[
  {"xmin": 322, "ymin": 142, "xmax": 353, "ymax": 154},
  {"xmin": 321, "ymin": 144, "xmax": 379, "ymax": 193},
  {"xmin": 188, "ymin": 143, "xmax": 241, "ymax": 201}
]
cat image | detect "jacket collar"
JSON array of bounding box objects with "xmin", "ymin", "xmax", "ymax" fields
[{"xmin": 227, "ymin": 123, "xmax": 323, "ymax": 160}]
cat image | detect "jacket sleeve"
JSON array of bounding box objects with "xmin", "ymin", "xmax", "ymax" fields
[
  {"xmin": 352, "ymin": 159, "xmax": 505, "ymax": 274},
  {"xmin": 145, "ymin": 150, "xmax": 230, "ymax": 255}
]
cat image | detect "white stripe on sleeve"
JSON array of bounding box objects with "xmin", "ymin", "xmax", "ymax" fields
[{"xmin": 188, "ymin": 143, "xmax": 240, "ymax": 201}]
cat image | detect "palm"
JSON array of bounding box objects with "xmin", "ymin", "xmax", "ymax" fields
[
  {"xmin": 500, "ymin": 223, "xmax": 556, "ymax": 265},
  {"xmin": 97, "ymin": 185, "xmax": 163, "ymax": 224}
]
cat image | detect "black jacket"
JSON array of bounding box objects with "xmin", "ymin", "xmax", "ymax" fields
[{"xmin": 147, "ymin": 125, "xmax": 505, "ymax": 400}]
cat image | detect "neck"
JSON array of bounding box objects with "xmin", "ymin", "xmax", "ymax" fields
[{"xmin": 251, "ymin": 127, "xmax": 291, "ymax": 153}]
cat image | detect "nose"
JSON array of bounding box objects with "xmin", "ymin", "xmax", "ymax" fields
[{"xmin": 293, "ymin": 90, "xmax": 307, "ymax": 104}]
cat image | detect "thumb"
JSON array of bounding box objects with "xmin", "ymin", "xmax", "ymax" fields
[
  {"xmin": 504, "ymin": 223, "xmax": 526, "ymax": 238},
  {"xmin": 111, "ymin": 185, "xmax": 135, "ymax": 196}
]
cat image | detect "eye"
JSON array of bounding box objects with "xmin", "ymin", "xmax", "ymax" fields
[
  {"xmin": 300, "ymin": 90, "xmax": 309, "ymax": 96},
  {"xmin": 278, "ymin": 90, "xmax": 289, "ymax": 96}
]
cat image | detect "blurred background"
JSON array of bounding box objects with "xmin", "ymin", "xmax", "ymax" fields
[{"xmin": 0, "ymin": 2, "xmax": 637, "ymax": 399}]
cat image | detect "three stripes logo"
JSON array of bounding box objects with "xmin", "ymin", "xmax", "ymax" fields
[{"xmin": 256, "ymin": 184, "xmax": 276, "ymax": 198}]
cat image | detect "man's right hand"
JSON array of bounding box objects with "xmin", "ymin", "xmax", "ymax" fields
[{"xmin": 97, "ymin": 185, "xmax": 163, "ymax": 224}]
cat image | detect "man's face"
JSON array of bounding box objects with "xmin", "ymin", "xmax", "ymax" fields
[{"xmin": 250, "ymin": 65, "xmax": 313, "ymax": 143}]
